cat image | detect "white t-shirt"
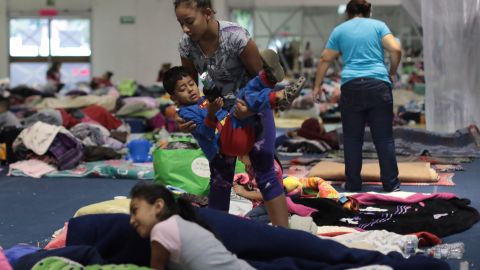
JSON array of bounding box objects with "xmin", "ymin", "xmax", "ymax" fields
[{"xmin": 150, "ymin": 215, "xmax": 255, "ymax": 270}]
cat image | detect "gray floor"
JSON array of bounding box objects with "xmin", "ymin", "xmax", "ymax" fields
[{"xmin": 0, "ymin": 159, "xmax": 479, "ymax": 269}]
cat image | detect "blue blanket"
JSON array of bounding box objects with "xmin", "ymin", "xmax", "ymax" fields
[
  {"xmin": 66, "ymin": 213, "xmax": 151, "ymax": 266},
  {"xmin": 61, "ymin": 209, "xmax": 448, "ymax": 269},
  {"xmin": 198, "ymin": 208, "xmax": 449, "ymax": 270}
]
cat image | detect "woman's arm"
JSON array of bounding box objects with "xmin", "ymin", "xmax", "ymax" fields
[
  {"xmin": 151, "ymin": 241, "xmax": 170, "ymax": 270},
  {"xmin": 312, "ymin": 49, "xmax": 340, "ymax": 102},
  {"xmin": 239, "ymin": 39, "xmax": 263, "ymax": 77},
  {"xmin": 382, "ymin": 34, "xmax": 402, "ymax": 82},
  {"xmin": 234, "ymin": 40, "xmax": 263, "ymax": 119},
  {"xmin": 233, "ymin": 183, "xmax": 263, "ymax": 201}
]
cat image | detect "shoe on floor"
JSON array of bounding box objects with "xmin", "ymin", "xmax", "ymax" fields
[
  {"xmin": 277, "ymin": 76, "xmax": 306, "ymax": 111},
  {"xmin": 384, "ymin": 186, "xmax": 401, "ymax": 192},
  {"xmin": 260, "ymin": 49, "xmax": 285, "ymax": 83},
  {"xmin": 340, "ymin": 182, "xmax": 362, "ymax": 192}
]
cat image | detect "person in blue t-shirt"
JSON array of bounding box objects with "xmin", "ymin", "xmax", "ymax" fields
[{"xmin": 312, "ymin": 0, "xmax": 402, "ymax": 192}]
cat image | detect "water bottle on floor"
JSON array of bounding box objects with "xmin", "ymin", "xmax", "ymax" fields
[
  {"xmin": 426, "ymin": 242, "xmax": 465, "ymax": 259},
  {"xmin": 404, "ymin": 237, "xmax": 418, "ymax": 258}
]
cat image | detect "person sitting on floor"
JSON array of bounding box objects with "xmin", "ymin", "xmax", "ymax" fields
[
  {"xmin": 91, "ymin": 71, "xmax": 114, "ymax": 89},
  {"xmin": 233, "ymin": 155, "xmax": 284, "ymax": 224}
]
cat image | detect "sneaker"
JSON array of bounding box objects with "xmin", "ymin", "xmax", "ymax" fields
[
  {"xmin": 391, "ymin": 186, "xmax": 401, "ymax": 192},
  {"xmin": 260, "ymin": 49, "xmax": 285, "ymax": 83},
  {"xmin": 384, "ymin": 185, "xmax": 401, "ymax": 192},
  {"xmin": 277, "ymin": 76, "xmax": 306, "ymax": 111},
  {"xmin": 340, "ymin": 182, "xmax": 362, "ymax": 192}
]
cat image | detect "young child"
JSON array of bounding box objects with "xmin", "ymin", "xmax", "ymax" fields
[
  {"xmin": 233, "ymin": 155, "xmax": 284, "ymax": 224},
  {"xmin": 163, "ymin": 49, "xmax": 305, "ymax": 159},
  {"xmin": 129, "ymin": 182, "xmax": 255, "ymax": 270}
]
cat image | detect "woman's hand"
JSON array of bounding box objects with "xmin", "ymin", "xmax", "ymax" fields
[
  {"xmin": 389, "ymin": 74, "xmax": 396, "ymax": 85},
  {"xmin": 233, "ymin": 99, "xmax": 255, "ymax": 120},
  {"xmin": 175, "ymin": 114, "xmax": 196, "ymax": 133},
  {"xmin": 312, "ymin": 85, "xmax": 323, "ymax": 103},
  {"xmin": 207, "ymin": 97, "xmax": 223, "ymax": 116}
]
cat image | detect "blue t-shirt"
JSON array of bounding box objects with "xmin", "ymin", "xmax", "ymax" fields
[{"xmin": 326, "ymin": 18, "xmax": 392, "ymax": 86}]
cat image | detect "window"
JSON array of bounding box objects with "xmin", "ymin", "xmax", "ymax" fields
[
  {"xmin": 50, "ymin": 19, "xmax": 91, "ymax": 56},
  {"xmin": 9, "ymin": 18, "xmax": 49, "ymax": 57},
  {"xmin": 231, "ymin": 9, "xmax": 253, "ymax": 36},
  {"xmin": 9, "ymin": 17, "xmax": 91, "ymax": 87}
]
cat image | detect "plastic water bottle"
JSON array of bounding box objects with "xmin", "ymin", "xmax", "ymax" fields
[
  {"xmin": 157, "ymin": 127, "xmax": 169, "ymax": 147},
  {"xmin": 404, "ymin": 237, "xmax": 418, "ymax": 258},
  {"xmin": 426, "ymin": 242, "xmax": 465, "ymax": 259}
]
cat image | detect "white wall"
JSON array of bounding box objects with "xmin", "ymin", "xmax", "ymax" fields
[
  {"xmin": 227, "ymin": 0, "xmax": 401, "ymax": 8},
  {"xmin": 0, "ymin": 0, "xmax": 226, "ymax": 85},
  {"xmin": 0, "ymin": 0, "xmax": 7, "ymax": 78},
  {"xmin": 91, "ymin": 0, "xmax": 181, "ymax": 84},
  {"xmin": 0, "ymin": 0, "xmax": 398, "ymax": 84}
]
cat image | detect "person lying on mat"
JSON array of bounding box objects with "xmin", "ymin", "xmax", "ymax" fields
[{"xmin": 129, "ymin": 181, "xmax": 255, "ymax": 270}]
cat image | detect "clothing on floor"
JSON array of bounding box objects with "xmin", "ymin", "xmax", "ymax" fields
[
  {"xmin": 0, "ymin": 248, "xmax": 13, "ymax": 270},
  {"xmin": 8, "ymin": 159, "xmax": 57, "ymax": 178},
  {"xmin": 23, "ymin": 109, "xmax": 62, "ymax": 127},
  {"xmin": 13, "ymin": 246, "xmax": 104, "ymax": 270},
  {"xmin": 3, "ymin": 244, "xmax": 40, "ymax": 266},
  {"xmin": 66, "ymin": 214, "xmax": 151, "ymax": 266},
  {"xmin": 13, "ymin": 122, "xmax": 69, "ymax": 156},
  {"xmin": 81, "ymin": 105, "xmax": 122, "ymax": 131},
  {"xmin": 64, "ymin": 211, "xmax": 449, "ymax": 270},
  {"xmin": 84, "ymin": 146, "xmax": 122, "ymax": 162},
  {"xmin": 0, "ymin": 111, "xmax": 20, "ymax": 128},
  {"xmin": 48, "ymin": 133, "xmax": 84, "ymax": 170}
]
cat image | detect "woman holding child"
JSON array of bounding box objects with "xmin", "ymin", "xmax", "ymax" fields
[{"xmin": 173, "ymin": 0, "xmax": 290, "ymax": 227}]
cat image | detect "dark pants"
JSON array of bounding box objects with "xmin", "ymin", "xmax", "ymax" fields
[
  {"xmin": 208, "ymin": 109, "xmax": 283, "ymax": 211},
  {"xmin": 245, "ymin": 205, "xmax": 271, "ymax": 224},
  {"xmin": 340, "ymin": 78, "xmax": 400, "ymax": 191}
]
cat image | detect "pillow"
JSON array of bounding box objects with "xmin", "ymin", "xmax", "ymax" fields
[
  {"xmin": 307, "ymin": 161, "xmax": 345, "ymax": 180},
  {"xmin": 116, "ymin": 102, "xmax": 146, "ymax": 116},
  {"xmin": 308, "ymin": 161, "xmax": 438, "ymax": 182},
  {"xmin": 73, "ymin": 198, "xmax": 131, "ymax": 217}
]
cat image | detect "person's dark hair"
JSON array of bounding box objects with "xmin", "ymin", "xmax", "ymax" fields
[
  {"xmin": 163, "ymin": 66, "xmax": 193, "ymax": 96},
  {"xmin": 346, "ymin": 0, "xmax": 371, "ymax": 19},
  {"xmin": 157, "ymin": 63, "xmax": 172, "ymax": 82},
  {"xmin": 273, "ymin": 154, "xmax": 283, "ymax": 172},
  {"xmin": 173, "ymin": 0, "xmax": 215, "ymax": 13},
  {"xmin": 47, "ymin": 62, "xmax": 61, "ymax": 78},
  {"xmin": 105, "ymin": 71, "xmax": 114, "ymax": 79},
  {"xmin": 48, "ymin": 62, "xmax": 61, "ymax": 72},
  {"xmin": 130, "ymin": 181, "xmax": 212, "ymax": 231}
]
